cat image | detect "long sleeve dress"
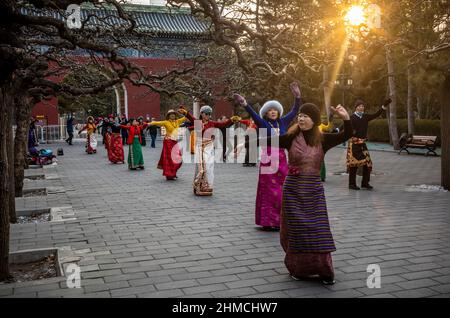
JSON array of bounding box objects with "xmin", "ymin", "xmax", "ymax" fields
[
  {"xmin": 120, "ymin": 125, "xmax": 145, "ymax": 170},
  {"xmin": 107, "ymin": 122, "xmax": 125, "ymax": 164},
  {"xmin": 149, "ymin": 114, "xmax": 193, "ymax": 180},
  {"xmin": 187, "ymin": 115, "xmax": 235, "ymax": 196},
  {"xmin": 79, "ymin": 123, "xmax": 97, "ymax": 154},
  {"xmin": 263, "ymin": 120, "xmax": 352, "ymax": 280},
  {"xmin": 244, "ymin": 97, "xmax": 301, "ymax": 228}
]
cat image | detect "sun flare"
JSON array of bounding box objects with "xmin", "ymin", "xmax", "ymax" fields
[{"xmin": 345, "ymin": 6, "xmax": 366, "ymax": 26}]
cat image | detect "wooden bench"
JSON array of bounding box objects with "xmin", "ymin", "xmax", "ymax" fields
[{"xmin": 399, "ymin": 134, "xmax": 439, "ymax": 156}]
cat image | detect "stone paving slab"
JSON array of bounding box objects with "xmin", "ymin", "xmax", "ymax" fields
[{"xmin": 2, "ymin": 137, "xmax": 449, "ymax": 298}]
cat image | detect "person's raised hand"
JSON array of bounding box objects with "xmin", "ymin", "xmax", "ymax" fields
[
  {"xmin": 290, "ymin": 82, "xmax": 301, "ymax": 99},
  {"xmin": 331, "ymin": 104, "xmax": 350, "ymax": 121},
  {"xmin": 233, "ymin": 94, "xmax": 247, "ymax": 107}
]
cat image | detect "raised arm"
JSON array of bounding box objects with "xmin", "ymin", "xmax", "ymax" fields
[
  {"xmin": 280, "ymin": 97, "xmax": 301, "ymax": 126},
  {"xmin": 280, "ymin": 82, "xmax": 302, "ymax": 126},
  {"xmin": 365, "ymin": 98, "xmax": 392, "ymax": 122},
  {"xmin": 176, "ymin": 117, "xmax": 188, "ymax": 126},
  {"xmin": 322, "ymin": 105, "xmax": 352, "ymax": 153},
  {"xmin": 322, "ymin": 120, "xmax": 352, "ymax": 153},
  {"xmin": 233, "ymin": 94, "xmax": 267, "ymax": 128},
  {"xmin": 148, "ymin": 120, "xmax": 167, "ymax": 128}
]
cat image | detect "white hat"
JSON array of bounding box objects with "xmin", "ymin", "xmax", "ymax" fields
[
  {"xmin": 200, "ymin": 105, "xmax": 213, "ymax": 114},
  {"xmin": 259, "ymin": 100, "xmax": 284, "ymax": 118}
]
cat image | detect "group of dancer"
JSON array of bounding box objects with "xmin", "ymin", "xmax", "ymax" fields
[{"xmin": 74, "ymin": 81, "xmax": 391, "ymax": 285}]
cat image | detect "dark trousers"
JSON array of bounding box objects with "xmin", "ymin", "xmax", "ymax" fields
[
  {"xmin": 150, "ymin": 133, "xmax": 157, "ymax": 148},
  {"xmin": 349, "ymin": 165, "xmax": 371, "ymax": 187},
  {"xmin": 66, "ymin": 132, "xmax": 73, "ymax": 145}
]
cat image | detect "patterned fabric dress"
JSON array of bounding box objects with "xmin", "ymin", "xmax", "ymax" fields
[
  {"xmin": 262, "ymin": 120, "xmax": 352, "ymax": 280},
  {"xmin": 244, "ymin": 98, "xmax": 301, "ymax": 228},
  {"xmin": 281, "ymin": 134, "xmax": 335, "ymax": 279}
]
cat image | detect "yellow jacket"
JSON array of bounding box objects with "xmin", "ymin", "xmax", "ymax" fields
[
  {"xmin": 150, "ymin": 117, "xmax": 187, "ymax": 140},
  {"xmin": 319, "ymin": 122, "xmax": 333, "ymax": 133}
]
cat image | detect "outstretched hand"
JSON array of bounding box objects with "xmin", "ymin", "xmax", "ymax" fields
[
  {"xmin": 290, "ymin": 82, "xmax": 301, "ymax": 99},
  {"xmin": 330, "ymin": 104, "xmax": 350, "ymax": 121},
  {"xmin": 382, "ymin": 98, "xmax": 392, "ymax": 109},
  {"xmin": 231, "ymin": 115, "xmax": 241, "ymax": 123},
  {"xmin": 178, "ymin": 105, "xmax": 188, "ymax": 115},
  {"xmin": 233, "ymin": 94, "xmax": 247, "ymax": 107}
]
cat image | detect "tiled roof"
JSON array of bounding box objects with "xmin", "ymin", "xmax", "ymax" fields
[{"xmin": 20, "ymin": 4, "xmax": 211, "ymax": 39}]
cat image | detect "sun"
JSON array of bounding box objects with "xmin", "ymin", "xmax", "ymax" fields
[{"xmin": 345, "ymin": 6, "xmax": 366, "ymax": 26}]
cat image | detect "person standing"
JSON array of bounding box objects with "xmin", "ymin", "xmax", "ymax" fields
[
  {"xmin": 234, "ymin": 82, "xmax": 302, "ymax": 231},
  {"xmin": 148, "ymin": 108, "xmax": 193, "ymax": 180},
  {"xmin": 120, "ymin": 118, "xmax": 145, "ymax": 170},
  {"xmin": 347, "ymin": 98, "xmax": 391, "ymax": 190},
  {"xmin": 147, "ymin": 117, "xmax": 158, "ymax": 148},
  {"xmin": 66, "ymin": 114, "xmax": 75, "ymax": 145},
  {"xmin": 254, "ymin": 103, "xmax": 352, "ymax": 285},
  {"xmin": 78, "ymin": 116, "xmax": 97, "ymax": 154},
  {"xmin": 120, "ymin": 115, "xmax": 128, "ymax": 145},
  {"xmin": 239, "ymin": 118, "xmax": 258, "ymax": 167},
  {"xmin": 188, "ymin": 106, "xmax": 240, "ymax": 196},
  {"xmin": 138, "ymin": 116, "xmax": 147, "ymax": 147}
]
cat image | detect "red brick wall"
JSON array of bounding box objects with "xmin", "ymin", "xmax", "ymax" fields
[{"xmin": 31, "ymin": 57, "xmax": 233, "ymax": 124}]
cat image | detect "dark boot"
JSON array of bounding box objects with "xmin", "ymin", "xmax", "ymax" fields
[{"xmin": 361, "ymin": 165, "xmax": 373, "ymax": 189}]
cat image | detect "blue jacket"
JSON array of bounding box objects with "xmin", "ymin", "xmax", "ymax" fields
[{"xmin": 244, "ymin": 98, "xmax": 301, "ymax": 136}]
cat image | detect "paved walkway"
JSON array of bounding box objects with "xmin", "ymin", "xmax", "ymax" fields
[{"xmin": 1, "ymin": 137, "xmax": 449, "ymax": 298}]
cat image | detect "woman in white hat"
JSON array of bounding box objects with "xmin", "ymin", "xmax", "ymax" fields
[{"xmin": 234, "ymin": 82, "xmax": 302, "ymax": 230}]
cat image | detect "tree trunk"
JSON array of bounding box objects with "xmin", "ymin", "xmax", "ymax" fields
[
  {"xmin": 442, "ymin": 74, "xmax": 450, "ymax": 190},
  {"xmin": 14, "ymin": 95, "xmax": 32, "ymax": 198},
  {"xmin": 7, "ymin": 106, "xmax": 15, "ymax": 224},
  {"xmin": 0, "ymin": 83, "xmax": 12, "ymax": 281},
  {"xmin": 425, "ymin": 93, "xmax": 432, "ymax": 119},
  {"xmin": 386, "ymin": 46, "xmax": 400, "ymax": 150},
  {"xmin": 416, "ymin": 95, "xmax": 423, "ymax": 119},
  {"xmin": 323, "ymin": 64, "xmax": 332, "ymax": 119},
  {"xmin": 407, "ymin": 66, "xmax": 415, "ymax": 135}
]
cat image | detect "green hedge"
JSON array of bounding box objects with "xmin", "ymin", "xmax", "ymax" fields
[{"xmin": 367, "ymin": 119, "xmax": 441, "ymax": 144}]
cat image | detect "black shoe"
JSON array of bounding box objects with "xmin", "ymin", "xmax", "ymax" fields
[
  {"xmin": 322, "ymin": 279, "xmax": 336, "ymax": 285},
  {"xmin": 290, "ymin": 275, "xmax": 301, "ymax": 281},
  {"xmin": 349, "ymin": 185, "xmax": 360, "ymax": 190},
  {"xmin": 362, "ymin": 184, "xmax": 374, "ymax": 190}
]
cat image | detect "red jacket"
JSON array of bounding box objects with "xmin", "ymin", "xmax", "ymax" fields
[{"xmin": 120, "ymin": 125, "xmax": 143, "ymax": 145}]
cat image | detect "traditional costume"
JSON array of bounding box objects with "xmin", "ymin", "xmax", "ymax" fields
[
  {"xmin": 120, "ymin": 122, "xmax": 145, "ymax": 170},
  {"xmin": 189, "ymin": 106, "xmax": 237, "ymax": 196},
  {"xmin": 106, "ymin": 121, "xmax": 125, "ymax": 164},
  {"xmin": 149, "ymin": 110, "xmax": 193, "ymax": 180},
  {"xmin": 244, "ymin": 97, "xmax": 301, "ymax": 229},
  {"xmin": 79, "ymin": 117, "xmax": 97, "ymax": 154},
  {"xmin": 261, "ymin": 103, "xmax": 352, "ymax": 283},
  {"xmin": 347, "ymin": 99, "xmax": 389, "ymax": 190}
]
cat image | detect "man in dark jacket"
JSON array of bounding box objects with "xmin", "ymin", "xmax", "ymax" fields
[
  {"xmin": 147, "ymin": 117, "xmax": 158, "ymax": 148},
  {"xmin": 66, "ymin": 114, "xmax": 75, "ymax": 145},
  {"xmin": 347, "ymin": 98, "xmax": 391, "ymax": 190}
]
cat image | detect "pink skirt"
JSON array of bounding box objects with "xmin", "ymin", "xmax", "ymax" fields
[{"xmin": 255, "ymin": 147, "xmax": 288, "ymax": 227}]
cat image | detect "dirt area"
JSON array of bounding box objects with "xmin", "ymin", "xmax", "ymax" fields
[
  {"xmin": 9, "ymin": 254, "xmax": 57, "ymax": 282},
  {"xmin": 17, "ymin": 212, "xmax": 51, "ymax": 224}
]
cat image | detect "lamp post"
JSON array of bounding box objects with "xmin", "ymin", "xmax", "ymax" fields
[{"xmin": 334, "ymin": 51, "xmax": 355, "ymax": 106}]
